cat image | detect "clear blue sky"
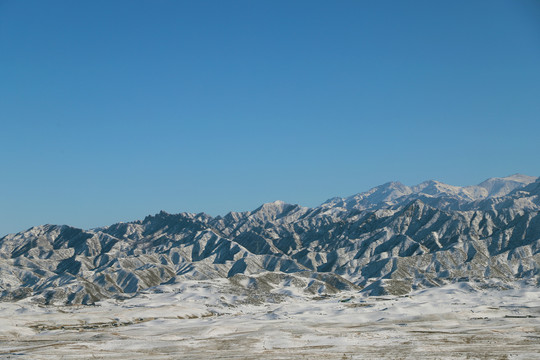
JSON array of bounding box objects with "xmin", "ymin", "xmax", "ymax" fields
[{"xmin": 1, "ymin": 0, "xmax": 539, "ymax": 236}]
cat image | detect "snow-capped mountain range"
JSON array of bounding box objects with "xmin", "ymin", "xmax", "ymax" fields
[{"xmin": 1, "ymin": 174, "xmax": 539, "ymax": 304}]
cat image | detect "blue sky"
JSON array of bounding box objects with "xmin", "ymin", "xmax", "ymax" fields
[{"xmin": 1, "ymin": 0, "xmax": 539, "ymax": 235}]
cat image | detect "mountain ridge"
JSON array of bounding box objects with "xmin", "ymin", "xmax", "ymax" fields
[{"xmin": 1, "ymin": 174, "xmax": 539, "ymax": 304}]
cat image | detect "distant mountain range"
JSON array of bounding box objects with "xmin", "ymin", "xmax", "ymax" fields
[{"xmin": 1, "ymin": 174, "xmax": 539, "ymax": 304}]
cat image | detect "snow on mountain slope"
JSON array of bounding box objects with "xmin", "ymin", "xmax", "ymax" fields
[
  {"xmin": 322, "ymin": 174, "xmax": 538, "ymax": 211},
  {"xmin": 477, "ymin": 174, "xmax": 538, "ymax": 197},
  {"xmin": 0, "ymin": 174, "xmax": 538, "ymax": 304}
]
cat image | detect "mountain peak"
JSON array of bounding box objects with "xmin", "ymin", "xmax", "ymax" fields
[
  {"xmin": 255, "ymin": 200, "xmax": 290, "ymax": 211},
  {"xmin": 477, "ymin": 174, "xmax": 538, "ymax": 198}
]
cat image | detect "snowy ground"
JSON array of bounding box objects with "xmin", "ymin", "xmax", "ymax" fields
[{"xmin": 1, "ymin": 279, "xmax": 540, "ymax": 359}]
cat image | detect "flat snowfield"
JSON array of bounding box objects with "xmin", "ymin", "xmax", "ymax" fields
[{"xmin": 1, "ymin": 281, "xmax": 539, "ymax": 359}]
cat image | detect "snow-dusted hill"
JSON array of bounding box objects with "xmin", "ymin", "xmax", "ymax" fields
[{"xmin": 1, "ymin": 174, "xmax": 539, "ymax": 304}]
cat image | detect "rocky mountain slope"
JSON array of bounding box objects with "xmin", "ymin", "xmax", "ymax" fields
[{"xmin": 1, "ymin": 174, "xmax": 538, "ymax": 304}]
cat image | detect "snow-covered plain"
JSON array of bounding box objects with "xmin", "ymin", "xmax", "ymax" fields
[{"xmin": 1, "ymin": 279, "xmax": 539, "ymax": 359}]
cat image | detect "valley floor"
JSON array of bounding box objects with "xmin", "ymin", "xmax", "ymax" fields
[{"xmin": 1, "ymin": 280, "xmax": 540, "ymax": 359}]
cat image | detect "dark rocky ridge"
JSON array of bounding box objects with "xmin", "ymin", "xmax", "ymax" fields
[{"xmin": 1, "ymin": 175, "xmax": 539, "ymax": 304}]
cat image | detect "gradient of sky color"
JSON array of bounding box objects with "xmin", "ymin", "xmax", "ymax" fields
[{"xmin": 1, "ymin": 0, "xmax": 539, "ymax": 236}]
